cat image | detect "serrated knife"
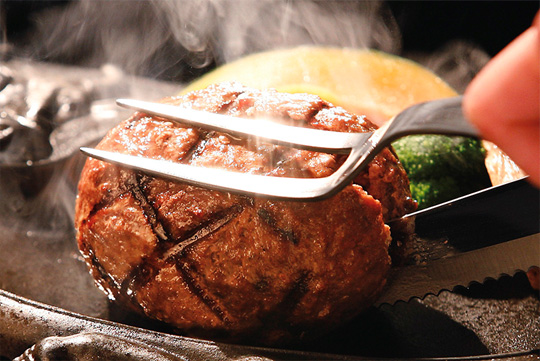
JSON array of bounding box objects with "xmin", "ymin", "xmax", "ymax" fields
[
  {"xmin": 377, "ymin": 177, "xmax": 540, "ymax": 305},
  {"xmin": 376, "ymin": 233, "xmax": 539, "ymax": 305}
]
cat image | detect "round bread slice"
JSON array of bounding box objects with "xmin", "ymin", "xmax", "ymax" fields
[{"xmin": 75, "ymin": 82, "xmax": 416, "ymax": 345}]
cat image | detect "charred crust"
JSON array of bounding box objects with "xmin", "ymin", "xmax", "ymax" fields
[
  {"xmin": 184, "ymin": 131, "xmax": 216, "ymax": 163},
  {"xmin": 90, "ymin": 160, "xmax": 246, "ymax": 311},
  {"xmin": 164, "ymin": 203, "xmax": 245, "ymax": 259},
  {"xmin": 305, "ymin": 102, "xmax": 329, "ymax": 124},
  {"xmin": 86, "ymin": 170, "xmax": 171, "ymax": 244},
  {"xmin": 254, "ymin": 270, "xmax": 313, "ymax": 340},
  {"xmin": 257, "ymin": 208, "xmax": 300, "ymax": 245},
  {"xmin": 87, "ymin": 195, "xmax": 119, "ymax": 221},
  {"xmin": 81, "ymin": 241, "xmax": 122, "ymax": 297},
  {"xmin": 163, "ymin": 203, "xmax": 244, "ymax": 323},
  {"xmin": 129, "ymin": 172, "xmax": 170, "ymax": 242},
  {"xmin": 119, "ymin": 258, "xmax": 159, "ymax": 314},
  {"xmin": 85, "ymin": 172, "xmax": 132, "ymax": 220},
  {"xmin": 254, "ymin": 278, "xmax": 270, "ymax": 292},
  {"xmin": 112, "ymin": 172, "xmax": 172, "ymax": 311},
  {"xmin": 121, "ymin": 202, "xmax": 244, "ymax": 317},
  {"xmin": 175, "ymin": 260, "xmax": 230, "ymax": 324},
  {"xmin": 279, "ymin": 270, "xmax": 313, "ymax": 315}
]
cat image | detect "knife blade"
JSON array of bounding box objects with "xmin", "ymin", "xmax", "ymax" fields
[
  {"xmin": 403, "ymin": 176, "xmax": 540, "ymax": 250},
  {"xmin": 379, "ymin": 177, "xmax": 540, "ymax": 305},
  {"xmin": 376, "ymin": 233, "xmax": 539, "ymax": 305}
]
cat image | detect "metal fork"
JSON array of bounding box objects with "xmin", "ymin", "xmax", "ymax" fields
[{"xmin": 80, "ymin": 96, "xmax": 479, "ymax": 201}]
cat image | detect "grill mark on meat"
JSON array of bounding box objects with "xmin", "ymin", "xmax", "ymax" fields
[
  {"xmin": 179, "ymin": 127, "xmax": 209, "ymax": 163},
  {"xmin": 129, "ymin": 172, "xmax": 169, "ymax": 242},
  {"xmin": 87, "ymin": 171, "xmax": 170, "ymax": 244},
  {"xmin": 303, "ymin": 102, "xmax": 328, "ymax": 126},
  {"xmin": 257, "ymin": 208, "xmax": 299, "ymax": 244},
  {"xmin": 283, "ymin": 270, "xmax": 312, "ymax": 308},
  {"xmin": 86, "ymin": 195, "xmax": 121, "ymax": 222},
  {"xmin": 181, "ymin": 90, "xmax": 246, "ymax": 163},
  {"xmin": 121, "ymin": 203, "xmax": 244, "ymax": 319},
  {"xmin": 253, "ymin": 270, "xmax": 313, "ymax": 340},
  {"xmin": 165, "ymin": 203, "xmax": 245, "ymax": 323},
  {"xmin": 120, "ymin": 258, "xmax": 160, "ymax": 314},
  {"xmin": 87, "ymin": 171, "xmax": 170, "ymax": 245},
  {"xmin": 85, "ymin": 174, "xmax": 132, "ymax": 220},
  {"xmin": 176, "ymin": 260, "xmax": 230, "ymax": 324},
  {"xmin": 93, "ymin": 166, "xmax": 244, "ymax": 314},
  {"xmin": 164, "ymin": 203, "xmax": 244, "ymax": 260},
  {"xmin": 183, "ymin": 131, "xmax": 216, "ymax": 164},
  {"xmin": 81, "ymin": 239, "xmax": 122, "ymax": 298},
  {"xmin": 111, "ymin": 172, "xmax": 173, "ymax": 312}
]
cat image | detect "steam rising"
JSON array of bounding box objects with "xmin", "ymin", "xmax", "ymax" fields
[
  {"xmin": 25, "ymin": 0, "xmax": 401, "ymax": 81},
  {"xmin": 155, "ymin": 0, "xmax": 401, "ymax": 62},
  {"xmin": 410, "ymin": 40, "xmax": 491, "ymax": 94}
]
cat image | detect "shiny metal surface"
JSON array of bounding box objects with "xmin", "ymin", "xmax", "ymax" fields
[
  {"xmin": 377, "ymin": 233, "xmax": 539, "ymax": 305},
  {"xmin": 84, "ymin": 96, "xmax": 477, "ymax": 201}
]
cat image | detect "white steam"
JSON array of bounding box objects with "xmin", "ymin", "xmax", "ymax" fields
[
  {"xmin": 154, "ymin": 0, "xmax": 401, "ymax": 62},
  {"xmin": 26, "ymin": 0, "xmax": 402, "ymax": 79}
]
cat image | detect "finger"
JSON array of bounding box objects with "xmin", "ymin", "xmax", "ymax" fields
[
  {"xmin": 464, "ymin": 26, "xmax": 539, "ymax": 128},
  {"xmin": 463, "ymin": 14, "xmax": 540, "ymax": 185}
]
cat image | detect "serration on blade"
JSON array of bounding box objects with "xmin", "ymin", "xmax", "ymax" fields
[{"xmin": 375, "ymin": 233, "xmax": 539, "ymax": 306}]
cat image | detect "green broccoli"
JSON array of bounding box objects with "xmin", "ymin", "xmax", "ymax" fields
[{"xmin": 392, "ymin": 135, "xmax": 492, "ymax": 209}]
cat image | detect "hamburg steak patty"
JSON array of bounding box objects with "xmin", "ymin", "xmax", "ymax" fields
[{"xmin": 75, "ymin": 82, "xmax": 416, "ymax": 345}]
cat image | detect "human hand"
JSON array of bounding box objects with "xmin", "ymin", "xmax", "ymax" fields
[{"xmin": 463, "ymin": 12, "xmax": 539, "ymax": 186}]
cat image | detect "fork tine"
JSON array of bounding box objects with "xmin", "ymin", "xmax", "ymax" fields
[
  {"xmin": 116, "ymin": 99, "xmax": 364, "ymax": 154},
  {"xmin": 82, "ymin": 96, "xmax": 481, "ymax": 201},
  {"xmin": 80, "ymin": 147, "xmax": 338, "ymax": 201}
]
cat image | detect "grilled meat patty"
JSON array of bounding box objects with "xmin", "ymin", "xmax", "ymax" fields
[{"xmin": 75, "ymin": 82, "xmax": 416, "ymax": 345}]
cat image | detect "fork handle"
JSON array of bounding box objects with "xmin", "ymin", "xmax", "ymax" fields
[
  {"xmin": 384, "ymin": 96, "xmax": 479, "ymax": 141},
  {"xmin": 331, "ymin": 96, "xmax": 481, "ymax": 196}
]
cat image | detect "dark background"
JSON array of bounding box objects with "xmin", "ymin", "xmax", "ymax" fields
[
  {"xmin": 2, "ymin": 1, "xmax": 538, "ymax": 82},
  {"xmin": 387, "ymin": 1, "xmax": 538, "ymax": 57}
]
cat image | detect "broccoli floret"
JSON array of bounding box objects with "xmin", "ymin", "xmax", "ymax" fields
[{"xmin": 392, "ymin": 135, "xmax": 492, "ymax": 209}]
